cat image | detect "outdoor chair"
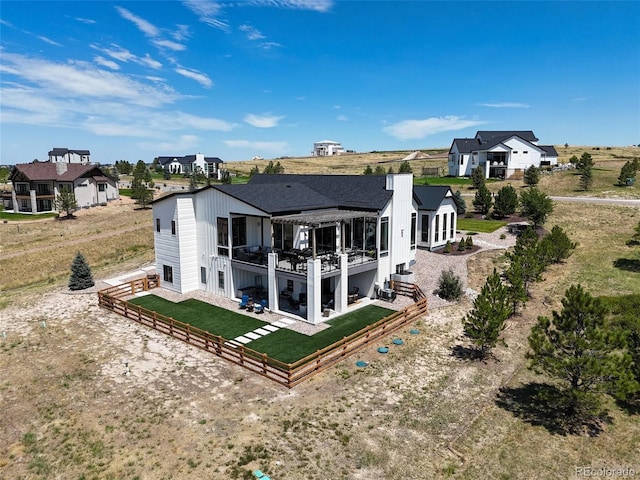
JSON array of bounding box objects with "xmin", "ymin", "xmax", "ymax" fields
[
  {"xmin": 254, "ymin": 299, "xmax": 267, "ymax": 314},
  {"xmin": 239, "ymin": 294, "xmax": 250, "ymax": 309}
]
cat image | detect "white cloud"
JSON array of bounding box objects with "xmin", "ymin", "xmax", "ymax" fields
[
  {"xmin": 115, "ymin": 6, "xmax": 160, "ymax": 37},
  {"xmin": 94, "ymin": 56, "xmax": 120, "ymax": 70},
  {"xmin": 182, "ymin": 0, "xmax": 230, "ymax": 31},
  {"xmin": 174, "ymin": 67, "xmax": 214, "ymax": 88},
  {"xmin": 477, "ymin": 102, "xmax": 530, "ymax": 108},
  {"xmin": 239, "ymin": 24, "xmax": 265, "ymax": 40},
  {"xmin": 383, "ymin": 116, "xmax": 486, "ymax": 140},
  {"xmin": 250, "ymin": 0, "xmax": 333, "ymax": 13},
  {"xmin": 172, "ymin": 24, "xmax": 191, "ymax": 41},
  {"xmin": 337, "ymin": 114, "xmax": 348, "ymax": 121},
  {"xmin": 75, "ymin": 17, "xmax": 96, "ymax": 24},
  {"xmin": 152, "ymin": 39, "xmax": 186, "ymax": 51},
  {"xmin": 244, "ymin": 113, "xmax": 284, "ymax": 128},
  {"xmin": 0, "ymin": 53, "xmax": 177, "ymax": 107},
  {"xmin": 37, "ymin": 36, "xmax": 62, "ymax": 47},
  {"xmin": 259, "ymin": 41, "xmax": 282, "ymax": 50},
  {"xmin": 174, "ymin": 112, "xmax": 235, "ymax": 131},
  {"xmin": 90, "ymin": 44, "xmax": 163, "ymax": 70},
  {"xmin": 224, "ymin": 139, "xmax": 289, "ymax": 153}
]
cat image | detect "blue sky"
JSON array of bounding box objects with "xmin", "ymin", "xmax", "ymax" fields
[{"xmin": 1, "ymin": 1, "xmax": 638, "ymax": 165}]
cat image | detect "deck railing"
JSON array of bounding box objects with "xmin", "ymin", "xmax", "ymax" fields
[{"xmin": 98, "ymin": 276, "xmax": 428, "ymax": 388}]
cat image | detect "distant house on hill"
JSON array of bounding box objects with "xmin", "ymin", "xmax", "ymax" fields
[
  {"xmin": 5, "ymin": 162, "xmax": 119, "ymax": 213},
  {"xmin": 448, "ymin": 130, "xmax": 558, "ymax": 178},
  {"xmin": 312, "ymin": 140, "xmax": 345, "ymax": 157},
  {"xmin": 155, "ymin": 153, "xmax": 224, "ymax": 179},
  {"xmin": 48, "ymin": 148, "xmax": 91, "ymax": 165}
]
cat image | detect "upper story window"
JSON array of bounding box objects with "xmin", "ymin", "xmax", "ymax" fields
[
  {"xmin": 523, "ymin": 150, "xmax": 528, "ymax": 154},
  {"xmin": 232, "ymin": 217, "xmax": 246, "ymax": 246},
  {"xmin": 156, "ymin": 218, "xmax": 160, "ymax": 232},
  {"xmin": 217, "ymin": 217, "xmax": 229, "ymax": 256},
  {"xmin": 171, "ymin": 220, "xmax": 176, "ymax": 235},
  {"xmin": 379, "ymin": 217, "xmax": 389, "ymax": 257},
  {"xmin": 98, "ymin": 183, "xmax": 106, "ymax": 192}
]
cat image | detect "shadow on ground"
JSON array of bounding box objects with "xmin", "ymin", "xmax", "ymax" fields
[
  {"xmin": 613, "ymin": 258, "xmax": 640, "ymax": 273},
  {"xmin": 495, "ymin": 382, "xmax": 612, "ymax": 436}
]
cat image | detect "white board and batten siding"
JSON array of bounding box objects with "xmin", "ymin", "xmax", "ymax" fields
[
  {"xmin": 153, "ymin": 194, "xmax": 198, "ymax": 294},
  {"xmin": 382, "ymin": 174, "xmax": 417, "ymax": 282}
]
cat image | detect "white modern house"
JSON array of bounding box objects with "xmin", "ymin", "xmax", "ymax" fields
[
  {"xmin": 414, "ymin": 186, "xmax": 459, "ymax": 251},
  {"xmin": 6, "ymin": 162, "xmax": 119, "ymax": 213},
  {"xmin": 312, "ymin": 140, "xmax": 345, "ymax": 157},
  {"xmin": 48, "ymin": 148, "xmax": 91, "ymax": 165},
  {"xmin": 156, "ymin": 153, "xmax": 225, "ymax": 179},
  {"xmin": 151, "ymin": 173, "xmax": 418, "ymax": 324},
  {"xmin": 448, "ymin": 131, "xmax": 558, "ymax": 178}
]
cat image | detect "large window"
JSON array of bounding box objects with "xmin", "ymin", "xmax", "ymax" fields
[
  {"xmin": 232, "ymin": 217, "xmax": 246, "ymax": 246},
  {"xmin": 380, "ymin": 217, "xmax": 389, "ymax": 257},
  {"xmin": 274, "ymin": 223, "xmax": 294, "ymax": 250},
  {"xmin": 365, "ymin": 218, "xmax": 376, "ymax": 251},
  {"xmin": 421, "ymin": 214, "xmax": 429, "ymax": 242},
  {"xmin": 411, "ymin": 213, "xmax": 417, "ymax": 250},
  {"xmin": 217, "ymin": 217, "xmax": 229, "ymax": 256},
  {"xmin": 316, "ymin": 226, "xmax": 337, "ymax": 254},
  {"xmin": 442, "ymin": 214, "xmax": 447, "ymax": 241},
  {"xmin": 435, "ymin": 215, "xmax": 439, "ymax": 242},
  {"xmin": 163, "ymin": 265, "xmax": 173, "ymax": 283},
  {"xmin": 450, "ymin": 212, "xmax": 455, "ymax": 239}
]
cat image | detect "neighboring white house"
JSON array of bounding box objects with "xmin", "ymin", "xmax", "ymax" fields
[
  {"xmin": 151, "ymin": 173, "xmax": 418, "ymax": 325},
  {"xmin": 156, "ymin": 153, "xmax": 225, "ymax": 179},
  {"xmin": 312, "ymin": 140, "xmax": 345, "ymax": 157},
  {"xmin": 6, "ymin": 162, "xmax": 119, "ymax": 213},
  {"xmin": 48, "ymin": 148, "xmax": 91, "ymax": 165},
  {"xmin": 413, "ymin": 186, "xmax": 459, "ymax": 251},
  {"xmin": 448, "ymin": 131, "xmax": 558, "ymax": 178}
]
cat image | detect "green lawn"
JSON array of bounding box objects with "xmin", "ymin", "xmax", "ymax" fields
[
  {"xmin": 127, "ymin": 295, "xmax": 395, "ymax": 363},
  {"xmin": 248, "ymin": 304, "xmax": 395, "ymax": 363},
  {"xmin": 0, "ymin": 211, "xmax": 58, "ymax": 221},
  {"xmin": 457, "ymin": 218, "xmax": 508, "ymax": 233}
]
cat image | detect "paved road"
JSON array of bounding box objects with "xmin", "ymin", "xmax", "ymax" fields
[
  {"xmin": 461, "ymin": 192, "xmax": 640, "ymax": 207},
  {"xmin": 549, "ymin": 196, "xmax": 640, "ymax": 206}
]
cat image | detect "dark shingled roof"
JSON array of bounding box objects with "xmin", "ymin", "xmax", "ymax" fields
[
  {"xmin": 540, "ymin": 145, "xmax": 558, "ymax": 156},
  {"xmin": 152, "ymin": 174, "xmax": 394, "ymax": 215},
  {"xmin": 413, "ymin": 185, "xmax": 455, "ymax": 211},
  {"xmin": 450, "ymin": 138, "xmax": 480, "ymax": 154},
  {"xmin": 476, "ymin": 131, "xmax": 538, "ymax": 144},
  {"xmin": 48, "ymin": 148, "xmax": 90, "ymax": 156},
  {"xmin": 8, "ymin": 163, "xmax": 109, "ymax": 182}
]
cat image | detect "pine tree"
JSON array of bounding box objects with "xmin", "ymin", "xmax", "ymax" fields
[
  {"xmin": 398, "ymin": 160, "xmax": 412, "ymax": 173},
  {"xmin": 493, "ymin": 184, "xmax": 518, "ymax": 218},
  {"xmin": 462, "ymin": 269, "xmax": 510, "ymax": 358},
  {"xmin": 374, "ymin": 165, "xmax": 386, "ymax": 175},
  {"xmin": 458, "ymin": 237, "xmax": 466, "ymax": 251},
  {"xmin": 504, "ymin": 260, "xmax": 528, "ymax": 316},
  {"xmin": 443, "ymin": 240, "xmax": 452, "ymax": 253},
  {"xmin": 465, "ymin": 235, "xmax": 474, "ymax": 249},
  {"xmin": 436, "ymin": 268, "xmax": 462, "ymax": 301},
  {"xmin": 538, "ymin": 225, "xmax": 577, "ymax": 264},
  {"xmin": 473, "ymin": 184, "xmax": 493, "ymax": 215},
  {"xmin": 453, "ymin": 190, "xmax": 466, "ymax": 214},
  {"xmin": 471, "ymin": 167, "xmax": 485, "ymax": 189},
  {"xmin": 363, "ymin": 165, "xmax": 373, "ymax": 175},
  {"xmin": 53, "ymin": 190, "xmax": 78, "ymax": 218},
  {"xmin": 506, "ymin": 227, "xmax": 545, "ymax": 295},
  {"xmin": 579, "ymin": 165, "xmax": 593, "ymax": 191},
  {"xmin": 519, "ymin": 187, "xmax": 554, "ymax": 228},
  {"xmin": 527, "ymin": 285, "xmax": 637, "ymax": 422},
  {"xmin": 523, "ymin": 165, "xmax": 541, "ymax": 186},
  {"xmin": 69, "ymin": 252, "xmax": 94, "ymax": 290}
]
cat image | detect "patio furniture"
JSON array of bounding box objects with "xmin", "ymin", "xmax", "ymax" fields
[
  {"xmin": 239, "ymin": 294, "xmax": 250, "ymax": 309},
  {"xmin": 348, "ymin": 287, "xmax": 359, "ymax": 304}
]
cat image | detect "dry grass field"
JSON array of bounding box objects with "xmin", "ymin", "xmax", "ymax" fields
[{"xmin": 1, "ymin": 148, "xmax": 639, "ymax": 479}]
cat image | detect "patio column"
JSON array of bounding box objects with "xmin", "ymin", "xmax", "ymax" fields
[
  {"xmin": 306, "ymin": 258, "xmax": 321, "ymax": 324},
  {"xmin": 268, "ymin": 253, "xmax": 278, "ymax": 311},
  {"xmin": 335, "ymin": 254, "xmax": 348, "ymax": 313}
]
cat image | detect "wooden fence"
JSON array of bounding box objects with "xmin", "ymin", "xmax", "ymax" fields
[{"xmin": 98, "ymin": 277, "xmax": 428, "ymax": 388}]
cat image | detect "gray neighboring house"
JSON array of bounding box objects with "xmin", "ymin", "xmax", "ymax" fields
[
  {"xmin": 156, "ymin": 153, "xmax": 224, "ymax": 179},
  {"xmin": 48, "ymin": 147, "xmax": 92, "ymax": 165},
  {"xmin": 413, "ymin": 185, "xmax": 459, "ymax": 251},
  {"xmin": 5, "ymin": 162, "xmax": 119, "ymax": 213}
]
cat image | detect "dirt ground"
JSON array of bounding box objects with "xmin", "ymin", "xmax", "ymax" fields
[{"xmin": 1, "ymin": 221, "xmax": 638, "ymax": 479}]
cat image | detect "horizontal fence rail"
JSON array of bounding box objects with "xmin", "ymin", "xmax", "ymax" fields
[{"xmin": 98, "ymin": 277, "xmax": 428, "ymax": 388}]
